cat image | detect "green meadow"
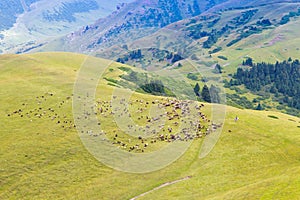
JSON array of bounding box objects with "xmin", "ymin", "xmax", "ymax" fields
[{"xmin": 1, "ymin": 52, "xmax": 300, "ymax": 199}]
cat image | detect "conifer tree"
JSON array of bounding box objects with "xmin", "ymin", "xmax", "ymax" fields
[
  {"xmin": 201, "ymin": 85, "xmax": 211, "ymax": 102},
  {"xmin": 194, "ymin": 83, "xmax": 200, "ymax": 96}
]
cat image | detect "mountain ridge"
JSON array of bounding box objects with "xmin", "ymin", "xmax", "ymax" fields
[
  {"xmin": 0, "ymin": 0, "xmax": 135, "ymax": 53},
  {"xmin": 30, "ymin": 0, "xmax": 300, "ymax": 55},
  {"xmin": 18, "ymin": 0, "xmax": 231, "ymax": 53}
]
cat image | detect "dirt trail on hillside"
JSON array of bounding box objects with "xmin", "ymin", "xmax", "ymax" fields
[
  {"xmin": 256, "ymin": 34, "xmax": 284, "ymax": 48},
  {"xmin": 130, "ymin": 176, "xmax": 192, "ymax": 200}
]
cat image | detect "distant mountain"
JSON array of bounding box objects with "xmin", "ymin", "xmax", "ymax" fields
[
  {"xmin": 0, "ymin": 0, "xmax": 32, "ymax": 32},
  {"xmin": 0, "ymin": 0, "xmax": 135, "ymax": 53},
  {"xmin": 34, "ymin": 0, "xmax": 300, "ymax": 55},
  {"xmin": 29, "ymin": 0, "xmax": 232, "ymax": 53},
  {"xmin": 6, "ymin": 0, "xmax": 300, "ymax": 56},
  {"xmin": 36, "ymin": 0, "xmax": 300, "ymax": 114}
]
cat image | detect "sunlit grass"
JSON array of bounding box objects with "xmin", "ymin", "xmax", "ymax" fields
[{"xmin": 1, "ymin": 52, "xmax": 300, "ymax": 199}]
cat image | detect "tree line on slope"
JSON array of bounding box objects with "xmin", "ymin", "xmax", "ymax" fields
[{"xmin": 228, "ymin": 58, "xmax": 300, "ymax": 110}]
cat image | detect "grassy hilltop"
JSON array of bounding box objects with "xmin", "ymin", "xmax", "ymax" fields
[{"xmin": 1, "ymin": 52, "xmax": 300, "ymax": 199}]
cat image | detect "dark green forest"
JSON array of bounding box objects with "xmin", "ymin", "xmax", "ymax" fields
[{"xmin": 229, "ymin": 58, "xmax": 300, "ymax": 112}]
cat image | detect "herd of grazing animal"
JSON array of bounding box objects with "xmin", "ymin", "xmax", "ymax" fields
[
  {"xmin": 90, "ymin": 95, "xmax": 222, "ymax": 153},
  {"xmin": 7, "ymin": 92, "xmax": 76, "ymax": 130},
  {"xmin": 7, "ymin": 92, "xmax": 223, "ymax": 153}
]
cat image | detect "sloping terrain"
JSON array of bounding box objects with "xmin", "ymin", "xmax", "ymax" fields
[
  {"xmin": 32, "ymin": 0, "xmax": 231, "ymax": 53},
  {"xmin": 0, "ymin": 0, "xmax": 135, "ymax": 53},
  {"xmin": 1, "ymin": 52, "xmax": 300, "ymax": 199},
  {"xmin": 92, "ymin": 1, "xmax": 300, "ymax": 64},
  {"xmin": 33, "ymin": 0, "xmax": 300, "ymax": 55},
  {"xmin": 70, "ymin": 0, "xmax": 300, "ymax": 115}
]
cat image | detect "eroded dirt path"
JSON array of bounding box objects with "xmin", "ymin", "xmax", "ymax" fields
[{"xmin": 130, "ymin": 176, "xmax": 192, "ymax": 200}]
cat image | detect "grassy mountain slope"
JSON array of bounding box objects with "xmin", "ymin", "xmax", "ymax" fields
[
  {"xmin": 39, "ymin": 1, "xmax": 300, "ymax": 73},
  {"xmin": 34, "ymin": 0, "xmax": 232, "ymax": 53},
  {"xmin": 156, "ymin": 1, "xmax": 300, "ymax": 64},
  {"xmin": 81, "ymin": 1, "xmax": 300, "ymax": 115},
  {"xmin": 34, "ymin": 0, "xmax": 300, "ymax": 55},
  {"xmin": 1, "ymin": 52, "xmax": 300, "ymax": 199},
  {"xmin": 198, "ymin": 3, "xmax": 300, "ymax": 115}
]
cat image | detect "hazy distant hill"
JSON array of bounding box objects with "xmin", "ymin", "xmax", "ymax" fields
[
  {"xmin": 33, "ymin": 0, "xmax": 300, "ymax": 54},
  {"xmin": 0, "ymin": 0, "xmax": 135, "ymax": 53},
  {"xmin": 23, "ymin": 0, "xmax": 233, "ymax": 53}
]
